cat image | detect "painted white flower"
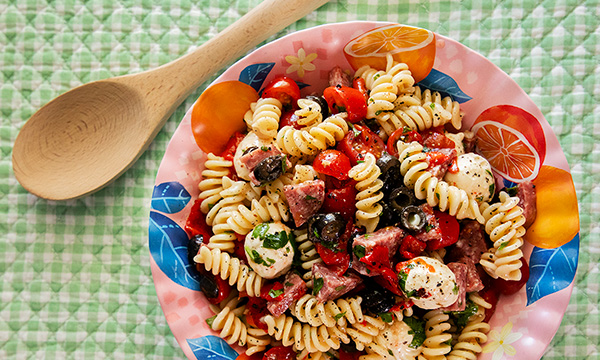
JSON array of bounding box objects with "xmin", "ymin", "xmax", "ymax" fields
[
  {"xmin": 285, "ymin": 48, "xmax": 317, "ymax": 77},
  {"xmin": 482, "ymin": 322, "xmax": 523, "ymax": 360}
]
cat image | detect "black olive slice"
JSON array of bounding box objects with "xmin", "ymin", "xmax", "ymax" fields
[
  {"xmin": 400, "ymin": 205, "xmax": 427, "ymax": 232},
  {"xmin": 307, "ymin": 213, "xmax": 347, "ymax": 245},
  {"xmin": 199, "ymin": 275, "xmax": 220, "ymax": 299},
  {"xmin": 305, "ymin": 95, "xmax": 330, "ymax": 119},
  {"xmin": 188, "ymin": 234, "xmax": 204, "ymax": 265},
  {"xmin": 253, "ymin": 154, "xmax": 285, "ymax": 184},
  {"xmin": 389, "ymin": 186, "xmax": 416, "ymax": 212},
  {"xmin": 361, "ymin": 284, "xmax": 396, "ymax": 314},
  {"xmin": 376, "ymin": 152, "xmax": 402, "ymax": 194}
]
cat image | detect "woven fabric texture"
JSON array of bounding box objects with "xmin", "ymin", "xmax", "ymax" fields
[{"xmin": 1, "ymin": 0, "xmax": 598, "ymax": 359}]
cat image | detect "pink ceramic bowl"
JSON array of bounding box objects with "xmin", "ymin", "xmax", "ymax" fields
[{"xmin": 149, "ymin": 21, "xmax": 579, "ymax": 360}]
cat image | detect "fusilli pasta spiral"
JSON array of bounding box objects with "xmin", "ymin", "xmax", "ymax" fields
[
  {"xmin": 479, "ymin": 191, "xmax": 526, "ymax": 281},
  {"xmin": 197, "ymin": 153, "xmax": 232, "ymax": 213},
  {"xmin": 346, "ymin": 315, "xmax": 387, "ymax": 351},
  {"xmin": 290, "ymin": 295, "xmax": 364, "ymax": 328},
  {"xmin": 245, "ymin": 97, "xmax": 282, "ymax": 140},
  {"xmin": 277, "ymin": 113, "xmax": 349, "ymax": 159},
  {"xmin": 398, "ymin": 141, "xmax": 485, "ymax": 223},
  {"xmin": 418, "ymin": 310, "xmax": 452, "ymax": 360},
  {"xmin": 294, "ymin": 228, "xmax": 322, "ymax": 282},
  {"xmin": 194, "ymin": 246, "xmax": 264, "ymax": 297},
  {"xmin": 348, "ymin": 152, "xmax": 384, "ymax": 233},
  {"xmin": 447, "ymin": 305, "xmax": 490, "ymax": 360},
  {"xmin": 295, "ymin": 98, "xmax": 324, "ymax": 127}
]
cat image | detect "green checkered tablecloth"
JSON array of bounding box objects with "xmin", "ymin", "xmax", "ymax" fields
[{"xmin": 1, "ymin": 0, "xmax": 597, "ymax": 358}]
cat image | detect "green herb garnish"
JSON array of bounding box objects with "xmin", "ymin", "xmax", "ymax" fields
[
  {"xmin": 205, "ymin": 315, "xmax": 217, "ymax": 327},
  {"xmin": 313, "ymin": 277, "xmax": 324, "ymax": 295},
  {"xmin": 353, "ymin": 245, "xmax": 366, "ymax": 259},
  {"xmin": 333, "ymin": 312, "xmax": 346, "ymax": 321},
  {"xmin": 404, "ymin": 317, "xmax": 426, "ymax": 348},
  {"xmin": 378, "ymin": 312, "xmax": 393, "ymax": 323},
  {"xmin": 269, "ymin": 288, "xmax": 284, "ymax": 299}
]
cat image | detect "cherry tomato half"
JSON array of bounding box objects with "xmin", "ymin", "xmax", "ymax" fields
[
  {"xmin": 323, "ymin": 85, "xmax": 368, "ymax": 123},
  {"xmin": 220, "ymin": 131, "xmax": 246, "ymax": 162},
  {"xmin": 387, "ymin": 127, "xmax": 423, "ymax": 157},
  {"xmin": 185, "ymin": 199, "xmax": 212, "ymax": 240},
  {"xmin": 262, "ymin": 76, "xmax": 300, "ymax": 107},
  {"xmin": 420, "ymin": 127, "xmax": 455, "ymax": 149},
  {"xmin": 246, "ymin": 296, "xmax": 269, "ymax": 331},
  {"xmin": 426, "ymin": 210, "xmax": 460, "ymax": 251},
  {"xmin": 312, "ymin": 149, "xmax": 352, "ymax": 180},
  {"xmin": 263, "ymin": 346, "xmax": 296, "ymax": 360},
  {"xmin": 321, "ymin": 182, "xmax": 357, "ymax": 222},
  {"xmin": 352, "ymin": 77, "xmax": 368, "ymax": 100},
  {"xmin": 337, "ymin": 124, "xmax": 386, "ymax": 165},
  {"xmin": 279, "ymin": 109, "xmax": 302, "ymax": 129}
]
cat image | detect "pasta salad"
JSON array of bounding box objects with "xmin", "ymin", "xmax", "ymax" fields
[{"xmin": 184, "ymin": 53, "xmax": 536, "ymax": 360}]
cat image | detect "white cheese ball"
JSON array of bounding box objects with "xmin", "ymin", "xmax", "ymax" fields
[
  {"xmin": 384, "ymin": 320, "xmax": 422, "ymax": 359},
  {"xmin": 233, "ymin": 132, "xmax": 274, "ymax": 181},
  {"xmin": 244, "ymin": 222, "xmax": 294, "ymax": 279},
  {"xmin": 443, "ymin": 153, "xmax": 495, "ymax": 203},
  {"xmin": 397, "ymin": 256, "xmax": 458, "ymax": 309}
]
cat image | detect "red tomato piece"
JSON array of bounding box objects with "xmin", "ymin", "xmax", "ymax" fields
[
  {"xmin": 339, "ymin": 349, "xmax": 364, "ymax": 360},
  {"xmin": 220, "ymin": 131, "xmax": 246, "ymax": 162},
  {"xmin": 315, "ymin": 242, "xmax": 351, "ymax": 274},
  {"xmin": 479, "ymin": 287, "xmax": 499, "ymax": 323},
  {"xmin": 421, "ymin": 128, "xmax": 456, "ymax": 149},
  {"xmin": 313, "ymin": 149, "xmax": 352, "ymax": 180},
  {"xmin": 492, "ymin": 257, "xmax": 530, "ymax": 295},
  {"xmin": 387, "ymin": 127, "xmax": 423, "ymax": 157},
  {"xmin": 232, "ymin": 233, "xmax": 248, "ymax": 263},
  {"xmin": 323, "ymin": 85, "xmax": 368, "ymax": 123},
  {"xmin": 321, "ymin": 182, "xmax": 357, "ymax": 222},
  {"xmin": 263, "ymin": 346, "xmax": 296, "ymax": 360},
  {"xmin": 246, "ymin": 296, "xmax": 269, "ymax": 331},
  {"xmin": 398, "ymin": 235, "xmax": 427, "ymax": 259},
  {"xmin": 425, "ymin": 150, "xmax": 453, "ymax": 167},
  {"xmin": 279, "ymin": 109, "xmax": 302, "ymax": 129},
  {"xmin": 260, "ymin": 281, "xmax": 285, "ymax": 302},
  {"xmin": 262, "ymin": 76, "xmax": 300, "ymax": 107},
  {"xmin": 236, "ymin": 353, "xmax": 263, "ymax": 360},
  {"xmin": 426, "ymin": 210, "xmax": 460, "ymax": 251},
  {"xmin": 185, "ymin": 199, "xmax": 212, "ymax": 241},
  {"xmin": 352, "ymin": 77, "xmax": 368, "ymax": 99},
  {"xmin": 359, "ymin": 245, "xmax": 391, "ymax": 272},
  {"xmin": 336, "ymin": 124, "xmax": 386, "ymax": 165}
]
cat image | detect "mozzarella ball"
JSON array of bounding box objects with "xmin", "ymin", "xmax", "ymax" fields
[
  {"xmin": 397, "ymin": 256, "xmax": 458, "ymax": 309},
  {"xmin": 233, "ymin": 132, "xmax": 274, "ymax": 181},
  {"xmin": 443, "ymin": 153, "xmax": 495, "ymax": 203},
  {"xmin": 383, "ymin": 320, "xmax": 422, "ymax": 359},
  {"xmin": 244, "ymin": 222, "xmax": 294, "ymax": 279}
]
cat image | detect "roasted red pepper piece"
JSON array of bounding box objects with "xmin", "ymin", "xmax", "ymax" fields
[
  {"xmin": 426, "ymin": 210, "xmax": 460, "ymax": 251},
  {"xmin": 387, "ymin": 127, "xmax": 423, "ymax": 157},
  {"xmin": 185, "ymin": 199, "xmax": 212, "ymax": 241},
  {"xmin": 260, "ymin": 281, "xmax": 285, "ymax": 302},
  {"xmin": 399, "ymin": 235, "xmax": 427, "ymax": 259},
  {"xmin": 323, "ymin": 85, "xmax": 368, "ymax": 123},
  {"xmin": 220, "ymin": 131, "xmax": 246, "ymax": 162}
]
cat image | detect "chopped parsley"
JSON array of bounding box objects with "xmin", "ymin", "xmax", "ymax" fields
[
  {"xmin": 261, "ymin": 145, "xmax": 270, "ymax": 151},
  {"xmin": 449, "ymin": 301, "xmax": 479, "ymax": 331},
  {"xmin": 425, "ymin": 223, "xmax": 434, "ymax": 233},
  {"xmin": 452, "ymin": 282, "xmax": 459, "ymax": 295},
  {"xmin": 333, "ymin": 312, "xmax": 346, "ymax": 321},
  {"xmin": 334, "ymin": 285, "xmax": 346, "ymax": 292},
  {"xmin": 429, "ymin": 103, "xmax": 436, "ymax": 110},
  {"xmin": 498, "ymin": 241, "xmax": 509, "ymax": 251},
  {"xmin": 207, "ymin": 203, "xmax": 215, "ymax": 210},
  {"xmin": 353, "ymin": 245, "xmax": 366, "ymax": 259},
  {"xmin": 305, "ymin": 194, "xmax": 317, "ymax": 200},
  {"xmin": 268, "ymin": 288, "xmax": 284, "ymax": 299},
  {"xmin": 281, "ymin": 154, "xmax": 288, "ymax": 172},
  {"xmin": 262, "ymin": 230, "xmax": 292, "ymax": 250},
  {"xmin": 378, "ymin": 312, "xmax": 394, "ymax": 323},
  {"xmin": 245, "ymin": 246, "xmax": 275, "ymax": 267},
  {"xmin": 313, "ymin": 277, "xmax": 324, "ymax": 295},
  {"xmin": 252, "ymin": 223, "xmax": 270, "ymax": 239},
  {"xmin": 375, "ymin": 110, "xmax": 383, "ymax": 116},
  {"xmin": 356, "ymin": 160, "xmax": 365, "ymax": 164},
  {"xmin": 285, "ymin": 282, "xmax": 293, "ymax": 287},
  {"xmin": 205, "ymin": 315, "xmax": 217, "ymax": 327},
  {"xmin": 489, "ymin": 182, "xmax": 496, "ymax": 197},
  {"xmin": 404, "ymin": 317, "xmax": 426, "ymax": 348}
]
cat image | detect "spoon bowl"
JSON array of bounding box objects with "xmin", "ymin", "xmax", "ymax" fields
[{"xmin": 12, "ymin": 0, "xmax": 328, "ymax": 200}]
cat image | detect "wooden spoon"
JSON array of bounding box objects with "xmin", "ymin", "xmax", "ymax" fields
[{"xmin": 12, "ymin": 0, "xmax": 328, "ymax": 201}]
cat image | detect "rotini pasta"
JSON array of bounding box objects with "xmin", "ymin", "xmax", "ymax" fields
[
  {"xmin": 294, "ymin": 228, "xmax": 322, "ymax": 282},
  {"xmin": 348, "ymin": 152, "xmax": 384, "ymax": 232},
  {"xmin": 418, "ymin": 310, "xmax": 452, "ymax": 359},
  {"xmin": 197, "ymin": 153, "xmax": 232, "ymax": 214},
  {"xmin": 295, "ymin": 98, "xmax": 324, "ymax": 127},
  {"xmin": 346, "ymin": 315, "xmax": 387, "ymax": 351},
  {"xmin": 194, "ymin": 246, "xmax": 264, "ymax": 297},
  {"xmin": 398, "ymin": 141, "xmax": 485, "ymax": 223},
  {"xmin": 277, "ymin": 113, "xmax": 349, "ymax": 159},
  {"xmin": 290, "ymin": 295, "xmax": 364, "ymax": 328},
  {"xmin": 447, "ymin": 305, "xmax": 490, "ymax": 360},
  {"xmin": 244, "ymin": 97, "xmax": 282, "ymax": 140},
  {"xmin": 479, "ymin": 191, "xmax": 526, "ymax": 281},
  {"xmin": 263, "ymin": 313, "xmax": 350, "ymax": 352}
]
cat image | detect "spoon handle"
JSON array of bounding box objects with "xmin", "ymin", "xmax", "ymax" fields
[{"xmin": 130, "ymin": 0, "xmax": 329, "ymax": 126}]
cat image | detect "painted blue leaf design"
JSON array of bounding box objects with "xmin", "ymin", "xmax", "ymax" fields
[
  {"xmin": 502, "ymin": 178, "xmax": 518, "ymax": 188},
  {"xmin": 417, "ymin": 68, "xmax": 472, "ymax": 103},
  {"xmin": 187, "ymin": 335, "xmax": 238, "ymax": 360},
  {"xmin": 239, "ymin": 62, "xmax": 275, "ymax": 92},
  {"xmin": 151, "ymin": 181, "xmax": 191, "ymax": 214},
  {"xmin": 526, "ymin": 234, "xmax": 579, "ymax": 306},
  {"xmin": 149, "ymin": 211, "xmax": 200, "ymax": 291}
]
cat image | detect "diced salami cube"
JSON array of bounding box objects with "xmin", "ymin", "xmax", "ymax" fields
[
  {"xmin": 352, "ymin": 226, "xmax": 405, "ymax": 276},
  {"xmin": 267, "ymin": 273, "xmax": 307, "ymax": 317},
  {"xmin": 442, "ymin": 262, "xmax": 467, "ymax": 312},
  {"xmin": 516, "ymin": 180, "xmax": 537, "ymax": 229},
  {"xmin": 312, "ymin": 262, "xmax": 361, "ymax": 302},
  {"xmin": 283, "ymin": 180, "xmax": 325, "ymax": 227}
]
